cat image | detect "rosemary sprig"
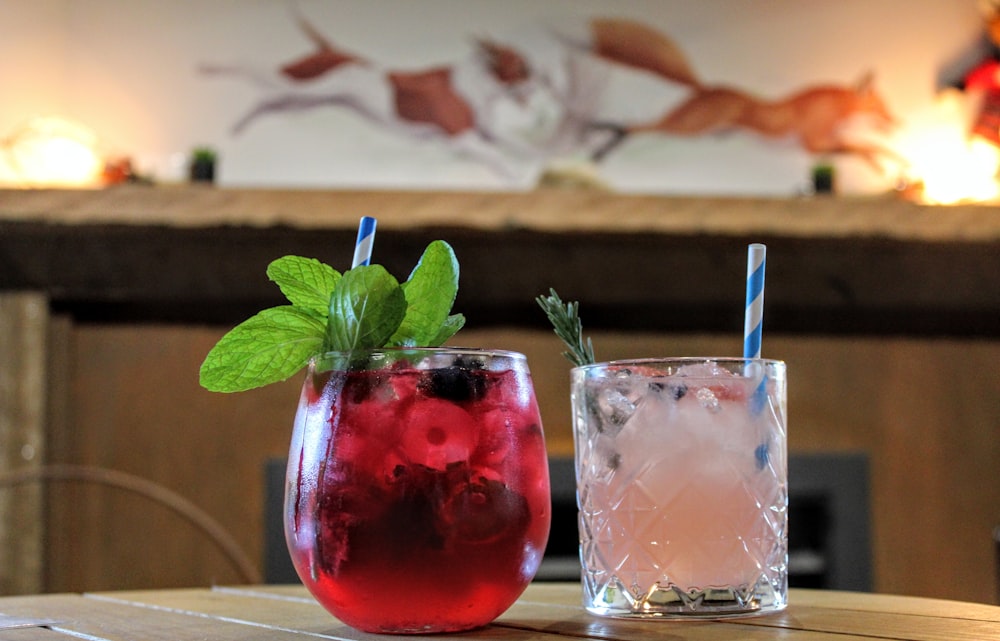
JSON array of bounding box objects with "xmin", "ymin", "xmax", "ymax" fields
[{"xmin": 536, "ymin": 288, "xmax": 596, "ymax": 367}]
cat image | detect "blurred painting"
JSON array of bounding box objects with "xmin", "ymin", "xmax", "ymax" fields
[
  {"xmin": 201, "ymin": 11, "xmax": 901, "ymax": 190},
  {"xmin": 0, "ymin": 1, "xmax": 986, "ymax": 195}
]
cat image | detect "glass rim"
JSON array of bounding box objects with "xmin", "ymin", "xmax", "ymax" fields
[
  {"xmin": 571, "ymin": 356, "xmax": 785, "ymax": 373},
  {"xmin": 309, "ymin": 346, "xmax": 527, "ymax": 363}
]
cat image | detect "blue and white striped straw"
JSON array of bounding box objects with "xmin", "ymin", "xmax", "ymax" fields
[
  {"xmin": 352, "ymin": 216, "xmax": 377, "ymax": 268},
  {"xmin": 743, "ymin": 243, "xmax": 766, "ymax": 359},
  {"xmin": 744, "ymin": 244, "xmax": 769, "ymax": 431}
]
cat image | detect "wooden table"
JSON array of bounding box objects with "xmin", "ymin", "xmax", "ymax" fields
[{"xmin": 0, "ymin": 583, "xmax": 997, "ymax": 640}]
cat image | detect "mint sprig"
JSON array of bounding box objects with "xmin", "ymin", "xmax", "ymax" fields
[
  {"xmin": 199, "ymin": 306, "xmax": 327, "ymax": 392},
  {"xmin": 327, "ymin": 264, "xmax": 407, "ymax": 351},
  {"xmin": 391, "ymin": 239, "xmax": 463, "ymax": 346},
  {"xmin": 266, "ymin": 255, "xmax": 340, "ymax": 316},
  {"xmin": 536, "ymin": 288, "xmax": 596, "ymax": 367},
  {"xmin": 200, "ymin": 240, "xmax": 464, "ymax": 393}
]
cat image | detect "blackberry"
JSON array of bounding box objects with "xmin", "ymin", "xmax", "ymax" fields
[
  {"xmin": 341, "ymin": 370, "xmax": 383, "ymax": 404},
  {"xmin": 755, "ymin": 442, "xmax": 770, "ymax": 470},
  {"xmin": 419, "ymin": 363, "xmax": 488, "ymax": 402},
  {"xmin": 668, "ymin": 383, "xmax": 688, "ymax": 400},
  {"xmin": 651, "ymin": 381, "xmax": 687, "ymax": 400},
  {"xmin": 437, "ymin": 475, "xmax": 530, "ymax": 544}
]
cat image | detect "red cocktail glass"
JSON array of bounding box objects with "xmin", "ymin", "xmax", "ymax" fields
[{"xmin": 284, "ymin": 348, "xmax": 551, "ymax": 634}]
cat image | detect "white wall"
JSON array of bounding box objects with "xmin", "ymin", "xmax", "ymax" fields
[{"xmin": 0, "ymin": 0, "xmax": 986, "ymax": 195}]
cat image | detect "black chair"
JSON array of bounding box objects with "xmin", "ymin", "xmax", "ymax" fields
[
  {"xmin": 264, "ymin": 452, "xmax": 873, "ymax": 591},
  {"xmin": 786, "ymin": 452, "xmax": 872, "ymax": 591},
  {"xmin": 263, "ymin": 458, "xmax": 298, "ymax": 584},
  {"xmin": 535, "ymin": 457, "xmax": 579, "ymax": 580},
  {"xmin": 0, "ymin": 464, "xmax": 262, "ymax": 589}
]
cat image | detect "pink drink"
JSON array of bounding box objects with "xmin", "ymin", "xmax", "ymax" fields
[
  {"xmin": 285, "ymin": 349, "xmax": 551, "ymax": 634},
  {"xmin": 572, "ymin": 358, "xmax": 787, "ymax": 618}
]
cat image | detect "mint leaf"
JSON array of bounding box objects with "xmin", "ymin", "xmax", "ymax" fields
[
  {"xmin": 390, "ymin": 240, "xmax": 460, "ymax": 346},
  {"xmin": 199, "ymin": 306, "xmax": 327, "ymax": 392},
  {"xmin": 327, "ymin": 265, "xmax": 407, "ymax": 351},
  {"xmin": 200, "ymin": 240, "xmax": 466, "ymax": 394},
  {"xmin": 428, "ymin": 313, "xmax": 466, "ymax": 346},
  {"xmin": 267, "ymin": 255, "xmax": 340, "ymax": 317}
]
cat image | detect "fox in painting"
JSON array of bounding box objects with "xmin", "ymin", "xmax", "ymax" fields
[{"xmin": 202, "ymin": 12, "xmax": 902, "ymax": 178}]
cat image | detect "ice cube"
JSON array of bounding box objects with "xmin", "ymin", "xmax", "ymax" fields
[
  {"xmin": 674, "ymin": 361, "xmax": 732, "ymax": 378},
  {"xmin": 695, "ymin": 386, "xmax": 721, "ymax": 413},
  {"xmin": 597, "ymin": 387, "xmax": 636, "ymax": 434},
  {"xmin": 474, "ymin": 409, "xmax": 514, "ymax": 466},
  {"xmin": 585, "ymin": 435, "xmax": 620, "ymax": 483}
]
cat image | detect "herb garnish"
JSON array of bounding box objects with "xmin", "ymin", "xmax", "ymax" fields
[
  {"xmin": 200, "ymin": 240, "xmax": 464, "ymax": 392},
  {"xmin": 535, "ymin": 288, "xmax": 595, "ymax": 367}
]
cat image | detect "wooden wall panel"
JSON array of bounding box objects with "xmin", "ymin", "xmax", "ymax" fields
[
  {"xmin": 45, "ymin": 324, "xmax": 1000, "ymax": 605},
  {"xmin": 45, "ymin": 325, "xmax": 298, "ymax": 593},
  {"xmin": 0, "ymin": 293, "xmax": 48, "ymax": 594}
]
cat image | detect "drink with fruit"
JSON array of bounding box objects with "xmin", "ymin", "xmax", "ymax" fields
[
  {"xmin": 538, "ymin": 290, "xmax": 787, "ymax": 619},
  {"xmin": 202, "ymin": 239, "xmax": 551, "ymax": 633},
  {"xmin": 288, "ymin": 348, "xmax": 549, "ymax": 632},
  {"xmin": 572, "ymin": 358, "xmax": 787, "ymax": 617}
]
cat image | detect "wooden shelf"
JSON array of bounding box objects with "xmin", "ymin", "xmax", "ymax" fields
[
  {"xmin": 1, "ymin": 185, "xmax": 997, "ymax": 240},
  {"xmin": 1, "ymin": 186, "xmax": 997, "ymax": 335}
]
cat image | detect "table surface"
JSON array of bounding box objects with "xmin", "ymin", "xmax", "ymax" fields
[{"xmin": 0, "ymin": 583, "xmax": 998, "ymax": 641}]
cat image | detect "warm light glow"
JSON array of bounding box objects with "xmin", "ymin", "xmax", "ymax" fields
[
  {"xmin": 894, "ymin": 92, "xmax": 1000, "ymax": 204},
  {"xmin": 1, "ymin": 116, "xmax": 103, "ymax": 187},
  {"xmin": 907, "ymin": 132, "xmax": 999, "ymax": 204}
]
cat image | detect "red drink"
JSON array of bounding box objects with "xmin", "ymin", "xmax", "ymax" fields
[{"xmin": 285, "ymin": 348, "xmax": 551, "ymax": 634}]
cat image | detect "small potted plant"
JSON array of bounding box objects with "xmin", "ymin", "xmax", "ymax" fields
[{"xmin": 189, "ymin": 147, "xmax": 217, "ymax": 183}]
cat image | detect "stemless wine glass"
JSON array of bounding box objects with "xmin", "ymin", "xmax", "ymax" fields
[{"xmin": 284, "ymin": 348, "xmax": 551, "ymax": 634}]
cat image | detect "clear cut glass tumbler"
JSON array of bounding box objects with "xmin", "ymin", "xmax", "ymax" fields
[
  {"xmin": 284, "ymin": 348, "xmax": 551, "ymax": 634},
  {"xmin": 572, "ymin": 357, "xmax": 788, "ymax": 618}
]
